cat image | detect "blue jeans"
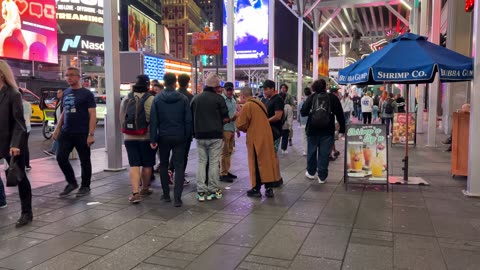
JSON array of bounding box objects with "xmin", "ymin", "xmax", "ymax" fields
[
  {"xmin": 372, "ymin": 106, "xmax": 379, "ymax": 122},
  {"xmin": 307, "ymin": 135, "xmax": 334, "ymax": 181},
  {"xmin": 385, "ymin": 117, "xmax": 393, "ymax": 134},
  {"xmin": 355, "ymin": 106, "xmax": 362, "ymax": 121},
  {"xmin": 196, "ymin": 139, "xmax": 223, "ymax": 193}
]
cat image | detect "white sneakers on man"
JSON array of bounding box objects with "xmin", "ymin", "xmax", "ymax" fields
[{"xmin": 305, "ymin": 171, "xmax": 326, "ymax": 184}]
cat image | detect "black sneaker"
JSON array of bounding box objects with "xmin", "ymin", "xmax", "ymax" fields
[
  {"xmin": 246, "ymin": 188, "xmax": 261, "ymax": 198},
  {"xmin": 227, "ymin": 172, "xmax": 237, "ymax": 179},
  {"xmin": 15, "ymin": 213, "xmax": 33, "ymax": 228},
  {"xmin": 174, "ymin": 199, "xmax": 182, "ymax": 207},
  {"xmin": 43, "ymin": 150, "xmax": 55, "ymax": 156},
  {"xmin": 76, "ymin": 187, "xmax": 91, "ymax": 197},
  {"xmin": 220, "ymin": 175, "xmax": 234, "ymax": 183},
  {"xmin": 59, "ymin": 184, "xmax": 78, "ymax": 197},
  {"xmin": 161, "ymin": 194, "xmax": 171, "ymax": 202},
  {"xmin": 265, "ymin": 188, "xmax": 274, "ymax": 198}
]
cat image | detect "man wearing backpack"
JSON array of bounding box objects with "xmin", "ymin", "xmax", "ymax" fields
[
  {"xmin": 381, "ymin": 92, "xmax": 398, "ymax": 136},
  {"xmin": 300, "ymin": 79, "xmax": 345, "ymax": 183},
  {"xmin": 150, "ymin": 73, "xmax": 191, "ymax": 207},
  {"xmin": 120, "ymin": 75, "xmax": 156, "ymax": 204}
]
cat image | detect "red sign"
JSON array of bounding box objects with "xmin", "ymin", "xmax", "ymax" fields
[
  {"xmin": 192, "ymin": 31, "xmax": 221, "ymax": 56},
  {"xmin": 466, "ymin": 0, "xmax": 474, "ymax": 12},
  {"xmin": 0, "ymin": 0, "xmax": 58, "ymax": 63}
]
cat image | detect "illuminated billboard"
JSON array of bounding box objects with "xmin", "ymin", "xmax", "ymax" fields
[
  {"xmin": 128, "ymin": 6, "xmax": 156, "ymax": 53},
  {"xmin": 223, "ymin": 0, "xmax": 269, "ymax": 66},
  {"xmin": 0, "ymin": 0, "xmax": 58, "ymax": 63}
]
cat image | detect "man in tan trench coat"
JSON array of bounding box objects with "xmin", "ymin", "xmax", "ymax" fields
[{"xmin": 236, "ymin": 87, "xmax": 282, "ymax": 198}]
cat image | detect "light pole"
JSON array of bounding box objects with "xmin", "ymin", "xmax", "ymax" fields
[{"xmin": 76, "ymin": 50, "xmax": 88, "ymax": 77}]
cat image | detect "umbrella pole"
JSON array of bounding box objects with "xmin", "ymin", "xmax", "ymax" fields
[{"xmin": 403, "ymin": 84, "xmax": 410, "ymax": 181}]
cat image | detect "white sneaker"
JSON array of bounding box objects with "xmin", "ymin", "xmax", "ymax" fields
[
  {"xmin": 318, "ymin": 178, "xmax": 326, "ymax": 184},
  {"xmin": 302, "ymin": 151, "xmax": 306, "ymax": 156},
  {"xmin": 305, "ymin": 171, "xmax": 315, "ymax": 180},
  {"xmin": 284, "ymin": 150, "xmax": 288, "ymax": 154}
]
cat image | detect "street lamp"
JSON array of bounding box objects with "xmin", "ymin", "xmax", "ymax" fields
[{"xmin": 76, "ymin": 50, "xmax": 88, "ymax": 77}]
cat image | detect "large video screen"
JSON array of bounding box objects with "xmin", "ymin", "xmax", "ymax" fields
[
  {"xmin": 128, "ymin": 6, "xmax": 156, "ymax": 53},
  {"xmin": 0, "ymin": 0, "xmax": 58, "ymax": 63},
  {"xmin": 223, "ymin": 0, "xmax": 269, "ymax": 66}
]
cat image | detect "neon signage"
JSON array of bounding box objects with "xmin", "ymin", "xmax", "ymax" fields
[
  {"xmin": 0, "ymin": 0, "xmax": 58, "ymax": 63},
  {"xmin": 466, "ymin": 0, "xmax": 474, "ymax": 12},
  {"xmin": 56, "ymin": 0, "xmax": 104, "ymax": 23}
]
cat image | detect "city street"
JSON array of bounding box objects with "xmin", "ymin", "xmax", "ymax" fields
[{"xmin": 27, "ymin": 123, "xmax": 106, "ymax": 160}]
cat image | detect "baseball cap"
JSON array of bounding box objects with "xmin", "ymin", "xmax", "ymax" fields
[
  {"xmin": 260, "ymin": 79, "xmax": 275, "ymax": 89},
  {"xmin": 224, "ymin": 82, "xmax": 234, "ymax": 90}
]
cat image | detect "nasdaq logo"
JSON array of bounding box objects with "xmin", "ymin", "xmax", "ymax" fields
[
  {"xmin": 61, "ymin": 35, "xmax": 81, "ymax": 51},
  {"xmin": 61, "ymin": 35, "xmax": 105, "ymax": 52}
]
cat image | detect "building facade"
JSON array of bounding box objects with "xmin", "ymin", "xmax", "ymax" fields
[{"xmin": 162, "ymin": 0, "xmax": 209, "ymax": 61}]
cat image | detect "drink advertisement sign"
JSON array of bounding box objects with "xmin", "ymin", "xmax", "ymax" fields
[
  {"xmin": 392, "ymin": 113, "xmax": 416, "ymax": 145},
  {"xmin": 345, "ymin": 124, "xmax": 389, "ymax": 185},
  {"xmin": 222, "ymin": 0, "xmax": 269, "ymax": 66},
  {"xmin": 0, "ymin": 0, "xmax": 58, "ymax": 63}
]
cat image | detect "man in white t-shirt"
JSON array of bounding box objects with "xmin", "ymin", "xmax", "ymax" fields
[{"xmin": 361, "ymin": 91, "xmax": 374, "ymax": 124}]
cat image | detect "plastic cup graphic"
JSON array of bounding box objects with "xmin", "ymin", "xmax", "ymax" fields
[
  {"xmin": 371, "ymin": 156, "xmax": 383, "ymax": 177},
  {"xmin": 363, "ymin": 146, "xmax": 372, "ymax": 167}
]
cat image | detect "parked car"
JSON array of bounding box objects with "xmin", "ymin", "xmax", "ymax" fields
[
  {"xmin": 94, "ymin": 94, "xmax": 107, "ymax": 121},
  {"xmin": 19, "ymin": 88, "xmax": 45, "ymax": 123}
]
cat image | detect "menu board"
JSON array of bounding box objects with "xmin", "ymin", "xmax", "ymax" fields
[
  {"xmin": 392, "ymin": 113, "xmax": 416, "ymax": 145},
  {"xmin": 345, "ymin": 124, "xmax": 388, "ymax": 184}
]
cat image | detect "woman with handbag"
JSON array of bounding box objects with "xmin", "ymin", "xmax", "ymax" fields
[{"xmin": 0, "ymin": 60, "xmax": 33, "ymax": 227}]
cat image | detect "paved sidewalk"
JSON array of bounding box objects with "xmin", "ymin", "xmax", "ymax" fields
[{"xmin": 1, "ymin": 124, "xmax": 479, "ymax": 270}]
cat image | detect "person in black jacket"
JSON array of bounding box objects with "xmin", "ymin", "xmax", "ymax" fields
[
  {"xmin": 300, "ymin": 79, "xmax": 345, "ymax": 183},
  {"xmin": 150, "ymin": 73, "xmax": 192, "ymax": 207},
  {"xmin": 191, "ymin": 73, "xmax": 229, "ymax": 202},
  {"xmin": 0, "ymin": 60, "xmax": 33, "ymax": 227},
  {"xmin": 167, "ymin": 73, "xmax": 193, "ymax": 185}
]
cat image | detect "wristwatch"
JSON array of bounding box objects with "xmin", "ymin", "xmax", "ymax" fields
[{"xmin": 88, "ymin": 133, "xmax": 95, "ymax": 137}]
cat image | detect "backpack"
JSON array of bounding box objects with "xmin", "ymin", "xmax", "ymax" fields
[
  {"xmin": 310, "ymin": 92, "xmax": 331, "ymax": 129},
  {"xmin": 122, "ymin": 92, "xmax": 151, "ymax": 135},
  {"xmin": 384, "ymin": 100, "xmax": 394, "ymax": 114}
]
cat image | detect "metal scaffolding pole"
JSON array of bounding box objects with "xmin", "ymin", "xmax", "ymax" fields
[
  {"xmin": 465, "ymin": 0, "xmax": 480, "ymax": 197},
  {"xmin": 427, "ymin": 0, "xmax": 441, "ymax": 147},
  {"xmin": 226, "ymin": 0, "xmax": 235, "ymax": 82},
  {"xmin": 103, "ymin": 0, "xmax": 123, "ymax": 171}
]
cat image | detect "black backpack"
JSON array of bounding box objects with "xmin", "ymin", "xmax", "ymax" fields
[
  {"xmin": 310, "ymin": 92, "xmax": 331, "ymax": 129},
  {"xmin": 122, "ymin": 92, "xmax": 151, "ymax": 135},
  {"xmin": 384, "ymin": 100, "xmax": 394, "ymax": 114}
]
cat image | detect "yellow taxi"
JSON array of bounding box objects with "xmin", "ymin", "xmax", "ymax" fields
[{"xmin": 20, "ymin": 88, "xmax": 45, "ymax": 123}]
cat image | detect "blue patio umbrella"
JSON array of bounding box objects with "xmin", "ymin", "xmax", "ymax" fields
[
  {"xmin": 338, "ymin": 33, "xmax": 474, "ymax": 184},
  {"xmin": 338, "ymin": 33, "xmax": 473, "ymax": 85}
]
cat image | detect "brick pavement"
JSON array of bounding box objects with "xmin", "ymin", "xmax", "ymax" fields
[{"xmin": 1, "ymin": 123, "xmax": 480, "ymax": 270}]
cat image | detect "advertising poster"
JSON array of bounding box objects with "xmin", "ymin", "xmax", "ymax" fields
[
  {"xmin": 0, "ymin": 0, "xmax": 57, "ymax": 63},
  {"xmin": 192, "ymin": 31, "xmax": 221, "ymax": 56},
  {"xmin": 128, "ymin": 6, "xmax": 156, "ymax": 53},
  {"xmin": 318, "ymin": 33, "xmax": 329, "ymax": 77},
  {"xmin": 345, "ymin": 124, "xmax": 388, "ymax": 183},
  {"xmin": 223, "ymin": 0, "xmax": 269, "ymax": 66},
  {"xmin": 392, "ymin": 113, "xmax": 416, "ymax": 145}
]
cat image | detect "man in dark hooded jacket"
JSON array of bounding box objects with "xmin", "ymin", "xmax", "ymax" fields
[{"xmin": 150, "ymin": 73, "xmax": 192, "ymax": 207}]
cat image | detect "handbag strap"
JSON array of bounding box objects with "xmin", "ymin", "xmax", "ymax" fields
[{"xmin": 248, "ymin": 99, "xmax": 269, "ymax": 119}]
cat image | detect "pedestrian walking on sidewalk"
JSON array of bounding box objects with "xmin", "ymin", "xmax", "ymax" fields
[
  {"xmin": 0, "ymin": 60, "xmax": 33, "ymax": 227},
  {"xmin": 380, "ymin": 92, "xmax": 398, "ymax": 136},
  {"xmin": 19, "ymin": 88, "xmax": 32, "ymax": 171},
  {"xmin": 120, "ymin": 75, "xmax": 155, "ymax": 204},
  {"xmin": 167, "ymin": 74, "xmax": 193, "ymax": 186},
  {"xmin": 53, "ymin": 67, "xmax": 96, "ymax": 197},
  {"xmin": 236, "ymin": 87, "xmax": 281, "ymax": 198},
  {"xmin": 150, "ymin": 73, "xmax": 191, "ymax": 207},
  {"xmin": 191, "ymin": 73, "xmax": 229, "ymax": 202},
  {"xmin": 280, "ymin": 84, "xmax": 295, "ymax": 146},
  {"xmin": 300, "ymin": 79, "xmax": 345, "ymax": 183},
  {"xmin": 361, "ymin": 91, "xmax": 374, "ymax": 124},
  {"xmin": 279, "ymin": 92, "xmax": 293, "ymax": 154},
  {"xmin": 220, "ymin": 82, "xmax": 240, "ymax": 183},
  {"xmin": 298, "ymin": 87, "xmax": 312, "ymax": 156},
  {"xmin": 44, "ymin": 89, "xmax": 64, "ymax": 157}
]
